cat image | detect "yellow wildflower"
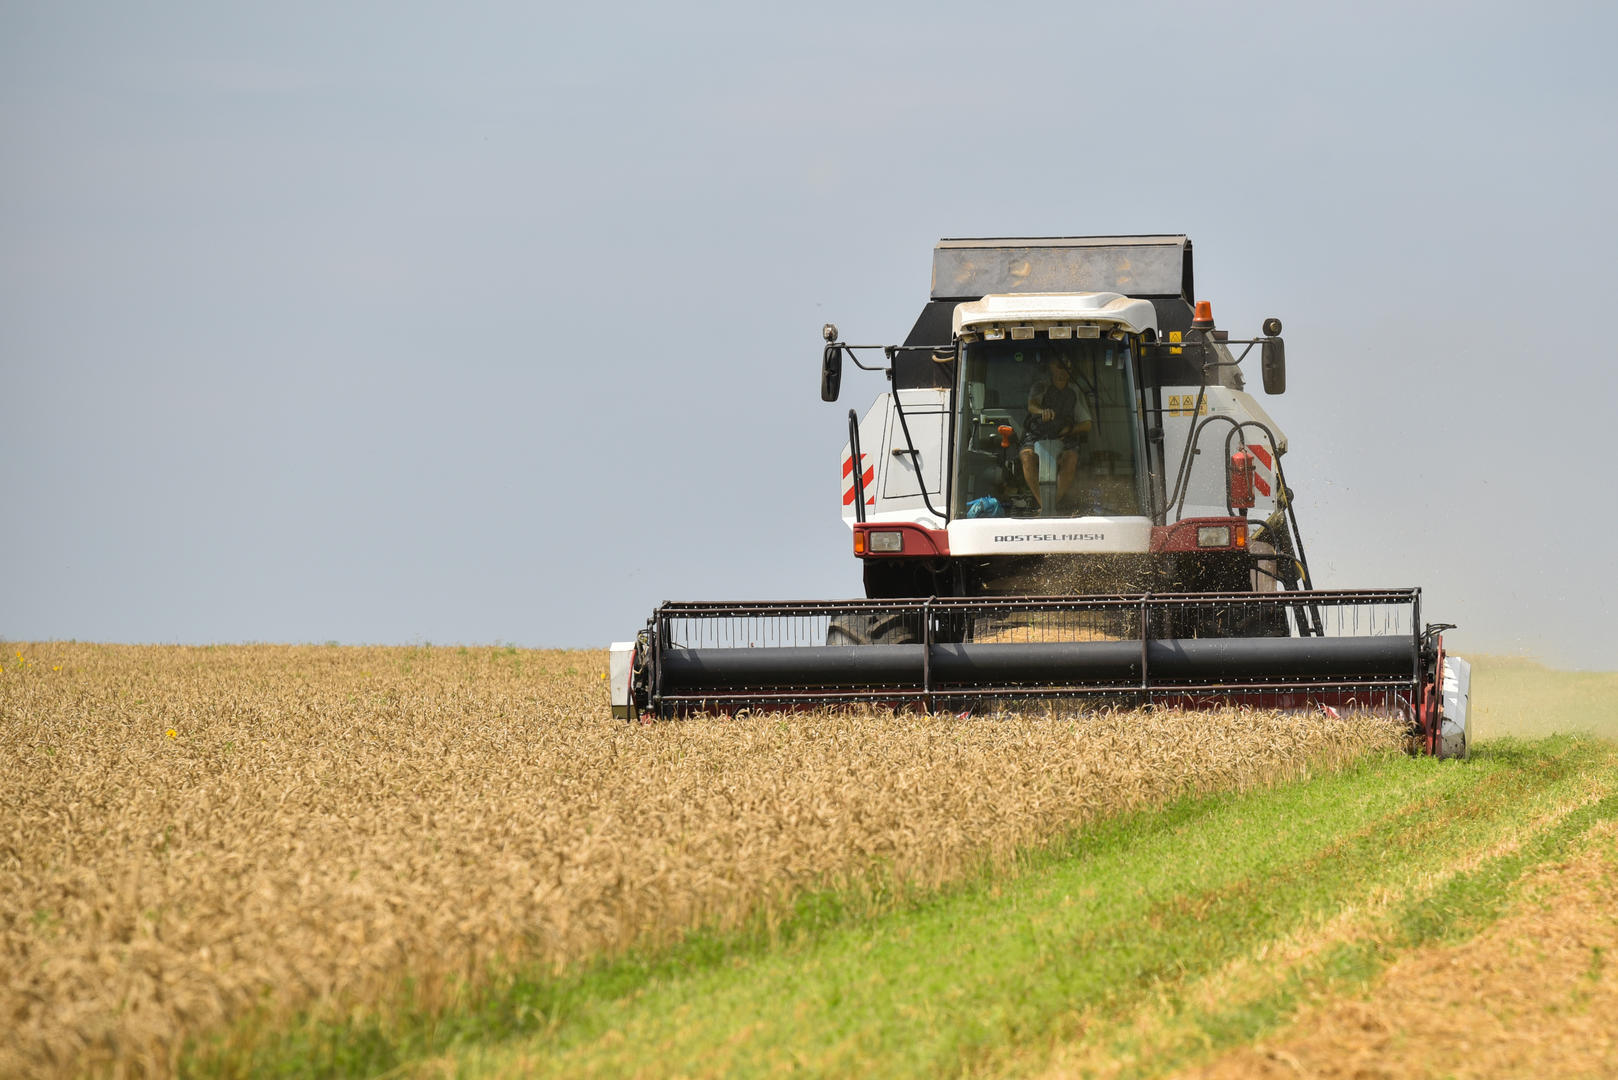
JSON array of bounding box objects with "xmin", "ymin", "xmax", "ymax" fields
[{"xmin": 165, "ymin": 728, "xmax": 178, "ymax": 739}]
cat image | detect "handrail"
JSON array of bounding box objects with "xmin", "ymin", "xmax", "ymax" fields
[{"xmin": 847, "ymin": 408, "xmax": 866, "ymax": 524}]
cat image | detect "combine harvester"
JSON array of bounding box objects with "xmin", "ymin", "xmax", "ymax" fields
[{"xmin": 611, "ymin": 236, "xmax": 1472, "ymax": 758}]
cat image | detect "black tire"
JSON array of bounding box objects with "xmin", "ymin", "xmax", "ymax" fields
[
  {"xmin": 826, "ymin": 612, "xmax": 921, "ymax": 646},
  {"xmin": 863, "ymin": 559, "xmax": 934, "ymax": 599}
]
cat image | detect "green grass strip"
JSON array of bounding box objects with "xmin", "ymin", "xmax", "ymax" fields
[
  {"xmin": 182, "ymin": 736, "xmax": 1617, "ymax": 1079},
  {"xmin": 1026, "ymin": 738, "xmax": 1618, "ymax": 1079}
]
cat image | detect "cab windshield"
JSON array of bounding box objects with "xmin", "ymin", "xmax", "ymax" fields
[{"xmin": 951, "ymin": 334, "xmax": 1146, "ymax": 519}]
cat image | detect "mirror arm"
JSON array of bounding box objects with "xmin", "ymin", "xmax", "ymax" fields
[
  {"xmin": 837, "ymin": 343, "xmax": 951, "ymax": 372},
  {"xmin": 838, "ymin": 346, "xmax": 890, "ymax": 372}
]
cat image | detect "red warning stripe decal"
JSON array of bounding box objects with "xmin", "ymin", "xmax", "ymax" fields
[
  {"xmin": 842, "ymin": 471, "xmax": 875, "ymax": 506},
  {"xmin": 841, "ymin": 454, "xmax": 873, "ymax": 506},
  {"xmin": 1247, "ymin": 443, "xmax": 1274, "ymax": 497}
]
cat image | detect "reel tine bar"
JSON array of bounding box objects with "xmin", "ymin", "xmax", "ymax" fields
[{"xmin": 641, "ymin": 589, "xmax": 1426, "ymax": 719}]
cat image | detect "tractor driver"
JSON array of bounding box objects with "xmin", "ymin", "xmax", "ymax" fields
[{"xmin": 1019, "ymin": 357, "xmax": 1093, "ymax": 514}]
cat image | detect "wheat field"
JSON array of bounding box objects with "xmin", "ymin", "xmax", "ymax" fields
[{"xmin": 1, "ymin": 642, "xmax": 1403, "ymax": 1077}]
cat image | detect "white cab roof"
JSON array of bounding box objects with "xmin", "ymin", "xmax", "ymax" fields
[{"xmin": 952, "ymin": 292, "xmax": 1158, "ymax": 335}]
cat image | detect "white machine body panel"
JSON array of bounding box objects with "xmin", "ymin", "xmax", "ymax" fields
[
  {"xmin": 947, "ymin": 516, "xmax": 1154, "ymax": 556},
  {"xmin": 841, "ymin": 388, "xmax": 949, "ymax": 529},
  {"xmin": 1157, "ymin": 385, "xmax": 1288, "ymax": 521},
  {"xmin": 1439, "ymin": 655, "xmax": 1472, "ymax": 760},
  {"xmin": 609, "ymin": 641, "xmax": 636, "ymax": 720}
]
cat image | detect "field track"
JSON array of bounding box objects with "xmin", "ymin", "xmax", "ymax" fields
[
  {"xmin": 1174, "ymin": 817, "xmax": 1618, "ymax": 1079},
  {"xmin": 3, "ymin": 642, "xmax": 1397, "ymax": 1079}
]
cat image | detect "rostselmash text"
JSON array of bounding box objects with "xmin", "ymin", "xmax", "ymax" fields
[{"xmin": 994, "ymin": 533, "xmax": 1106, "ymax": 543}]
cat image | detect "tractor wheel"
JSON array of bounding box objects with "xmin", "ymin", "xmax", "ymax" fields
[{"xmin": 826, "ymin": 612, "xmax": 921, "ymax": 646}]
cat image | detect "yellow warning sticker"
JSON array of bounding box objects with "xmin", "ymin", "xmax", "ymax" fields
[{"xmin": 1165, "ymin": 395, "xmax": 1207, "ymax": 418}]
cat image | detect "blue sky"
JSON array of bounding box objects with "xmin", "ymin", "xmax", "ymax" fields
[{"xmin": 4, "ymin": 1, "xmax": 1615, "ymax": 667}]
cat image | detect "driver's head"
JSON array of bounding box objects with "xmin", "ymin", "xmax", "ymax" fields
[{"xmin": 1048, "ymin": 359, "xmax": 1070, "ymax": 386}]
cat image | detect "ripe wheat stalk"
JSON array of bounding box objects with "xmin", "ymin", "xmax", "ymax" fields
[{"xmin": 0, "ymin": 642, "xmax": 1402, "ymax": 1077}]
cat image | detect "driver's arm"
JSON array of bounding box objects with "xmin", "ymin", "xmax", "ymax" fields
[
  {"xmin": 1027, "ymin": 382, "xmax": 1050, "ymax": 420},
  {"xmin": 1064, "ymin": 394, "xmax": 1094, "ymax": 436}
]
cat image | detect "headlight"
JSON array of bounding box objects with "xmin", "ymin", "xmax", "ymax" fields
[
  {"xmin": 1196, "ymin": 526, "xmax": 1232, "ymax": 548},
  {"xmin": 868, "ymin": 531, "xmax": 904, "ymax": 553}
]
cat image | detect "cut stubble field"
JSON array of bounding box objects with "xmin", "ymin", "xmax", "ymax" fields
[{"xmin": 1, "ymin": 642, "xmax": 1404, "ymax": 1079}]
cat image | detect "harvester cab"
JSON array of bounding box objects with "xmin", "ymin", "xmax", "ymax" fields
[
  {"xmin": 828, "ymin": 237, "xmax": 1297, "ymax": 605},
  {"xmin": 612, "ymin": 236, "xmax": 1471, "ymax": 760}
]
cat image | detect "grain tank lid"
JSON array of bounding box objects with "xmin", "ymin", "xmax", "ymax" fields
[{"xmin": 931, "ymin": 235, "xmax": 1193, "ymax": 302}]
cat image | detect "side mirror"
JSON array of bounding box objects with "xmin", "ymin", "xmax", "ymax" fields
[
  {"xmin": 1260, "ymin": 337, "xmax": 1286, "ymax": 395},
  {"xmin": 821, "ymin": 343, "xmax": 843, "ymax": 402}
]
